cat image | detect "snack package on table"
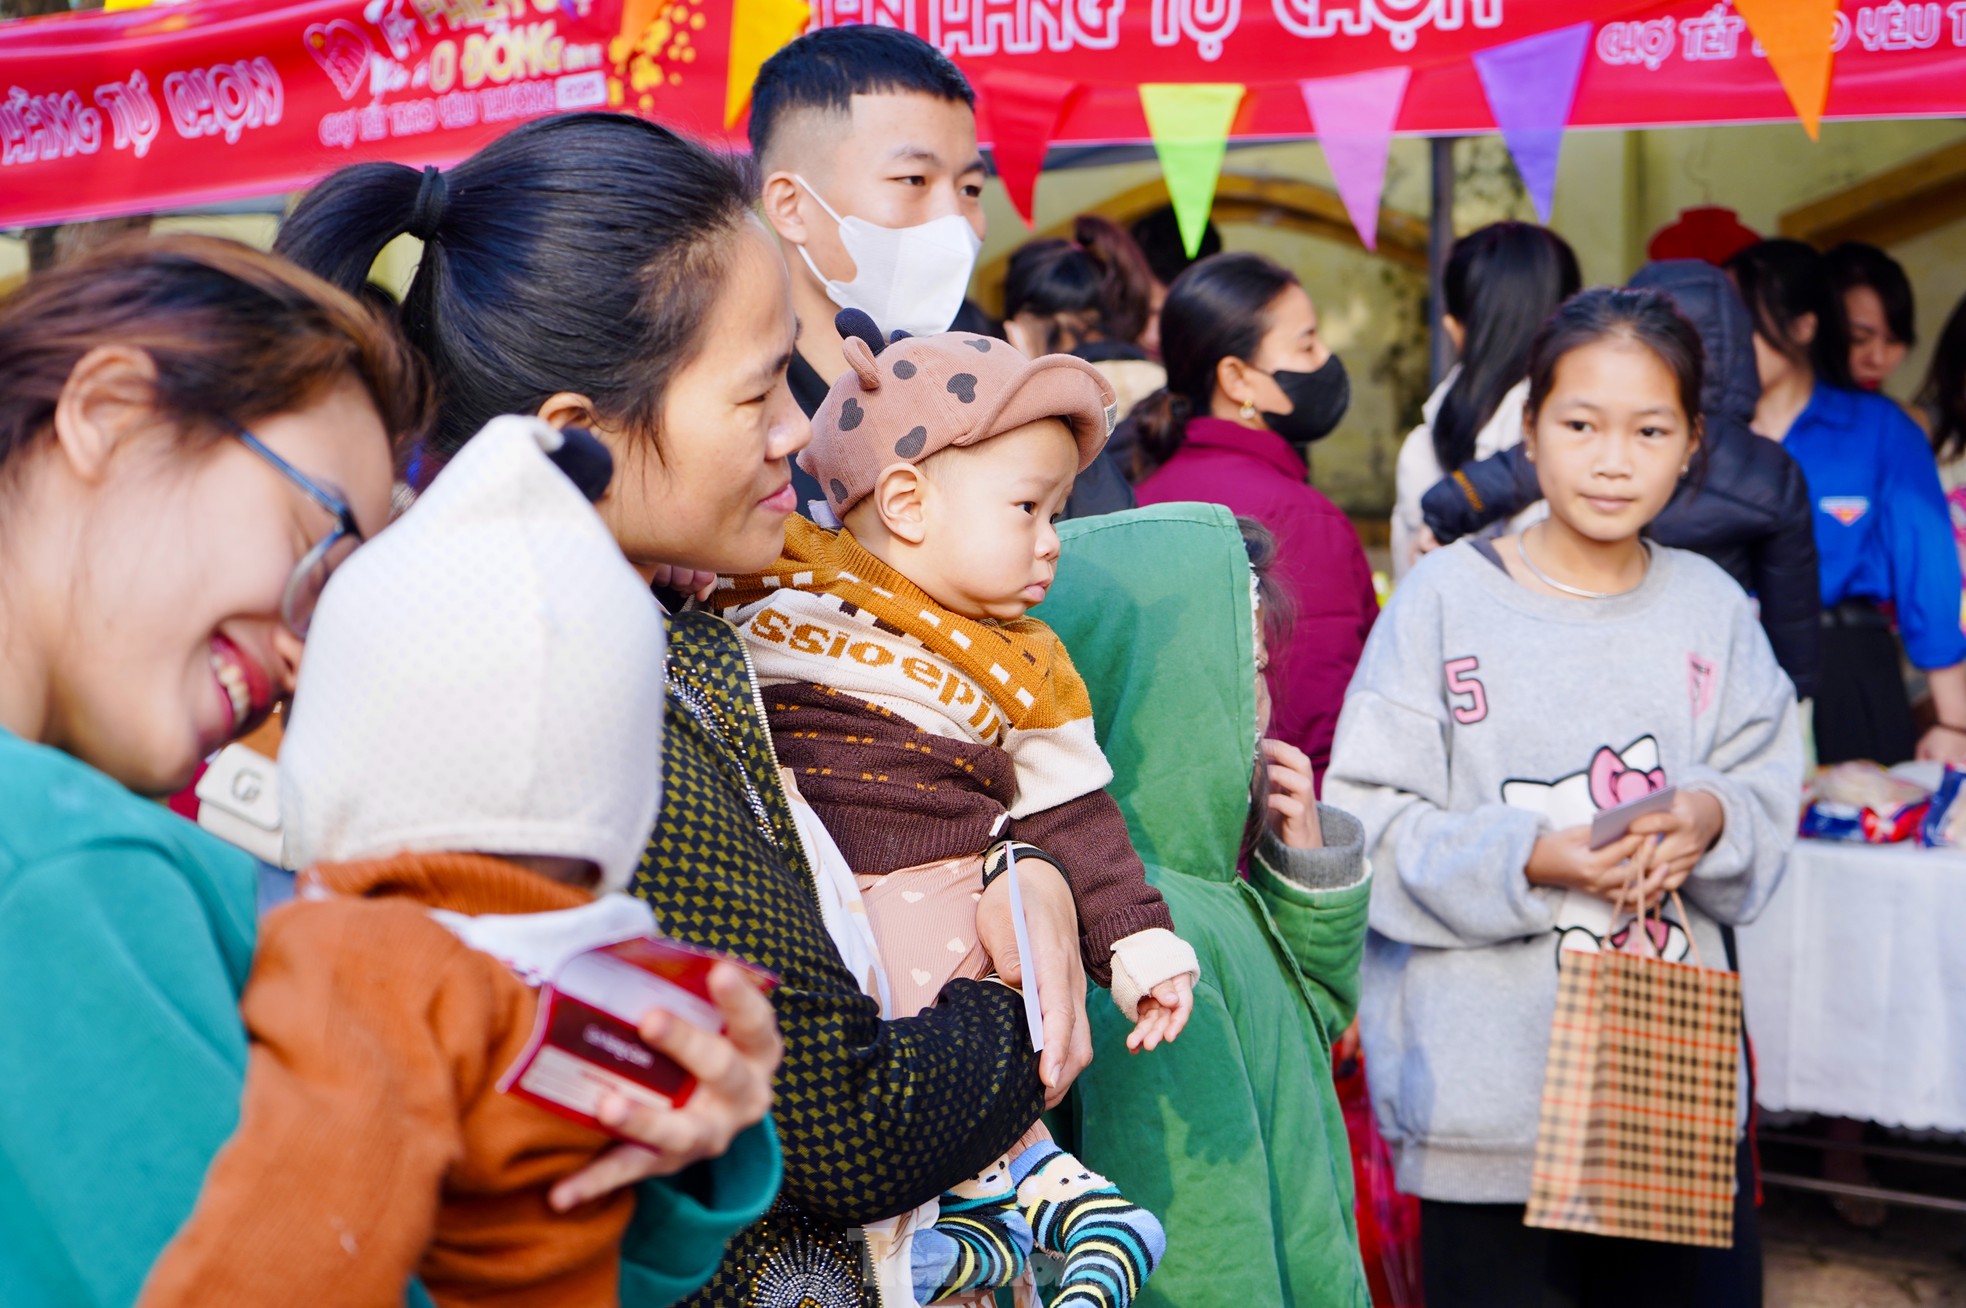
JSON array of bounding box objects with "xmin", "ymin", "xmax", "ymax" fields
[
  {"xmin": 1921, "ymin": 765, "xmax": 1966, "ymax": 849},
  {"xmin": 1800, "ymin": 761, "xmax": 1932, "ymax": 844}
]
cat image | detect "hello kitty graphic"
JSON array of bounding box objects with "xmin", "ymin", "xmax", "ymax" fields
[{"xmin": 1501, "ymin": 735, "xmax": 1692, "ymax": 965}]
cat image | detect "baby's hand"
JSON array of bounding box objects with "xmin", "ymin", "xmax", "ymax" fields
[
  {"xmin": 1125, "ymin": 973, "xmax": 1194, "ymax": 1053},
  {"xmin": 1264, "ymin": 739, "xmax": 1323, "ymax": 849},
  {"xmin": 648, "ymin": 563, "xmax": 719, "ymax": 603}
]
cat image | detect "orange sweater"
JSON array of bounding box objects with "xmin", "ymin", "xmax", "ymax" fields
[{"xmin": 140, "ymin": 853, "xmax": 631, "ymax": 1308}]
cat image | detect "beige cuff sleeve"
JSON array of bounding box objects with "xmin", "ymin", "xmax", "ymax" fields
[{"xmin": 1107, "ymin": 927, "xmax": 1201, "ymax": 1022}]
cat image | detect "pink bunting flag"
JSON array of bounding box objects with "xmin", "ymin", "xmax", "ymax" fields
[
  {"xmin": 1472, "ymin": 22, "xmax": 1592, "ymax": 223},
  {"xmin": 981, "ymin": 70, "xmax": 1077, "ymax": 227},
  {"xmin": 1299, "ymin": 67, "xmax": 1410, "ymax": 252}
]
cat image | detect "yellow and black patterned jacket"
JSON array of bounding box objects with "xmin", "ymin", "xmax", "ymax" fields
[{"xmin": 633, "ymin": 611, "xmax": 1045, "ymax": 1307}]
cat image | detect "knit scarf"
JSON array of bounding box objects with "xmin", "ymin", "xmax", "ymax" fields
[{"xmin": 718, "ymin": 517, "xmax": 1110, "ymax": 818}]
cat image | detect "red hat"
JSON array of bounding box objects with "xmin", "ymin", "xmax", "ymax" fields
[{"xmin": 1647, "ymin": 207, "xmax": 1761, "ymax": 267}]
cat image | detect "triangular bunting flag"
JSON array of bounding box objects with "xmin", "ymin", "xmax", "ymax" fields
[
  {"xmin": 1139, "ymin": 83, "xmax": 1245, "ymax": 258},
  {"xmin": 725, "ymin": 0, "xmax": 811, "ymax": 130},
  {"xmin": 1736, "ymin": 0, "xmax": 1837, "ymax": 140},
  {"xmin": 1471, "ymin": 22, "xmax": 1591, "ymax": 223},
  {"xmin": 1299, "ymin": 67, "xmax": 1409, "ymax": 251},
  {"xmin": 981, "ymin": 71, "xmax": 1077, "ymax": 227},
  {"xmin": 619, "ymin": 0, "xmax": 666, "ymax": 49}
]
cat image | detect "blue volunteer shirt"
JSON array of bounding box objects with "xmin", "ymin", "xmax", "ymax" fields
[{"xmin": 1784, "ymin": 383, "xmax": 1966, "ymax": 670}]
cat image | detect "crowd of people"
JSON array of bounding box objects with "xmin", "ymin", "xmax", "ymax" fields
[{"xmin": 1, "ymin": 17, "xmax": 1961, "ymax": 1308}]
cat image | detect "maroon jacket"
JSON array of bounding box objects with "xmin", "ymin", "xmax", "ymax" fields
[{"xmin": 1136, "ymin": 417, "xmax": 1377, "ymax": 777}]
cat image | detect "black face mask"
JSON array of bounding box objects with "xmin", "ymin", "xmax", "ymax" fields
[{"xmin": 1257, "ymin": 353, "xmax": 1350, "ymax": 446}]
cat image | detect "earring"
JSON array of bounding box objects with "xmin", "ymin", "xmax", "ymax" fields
[{"xmin": 1239, "ymin": 399, "xmax": 1257, "ymax": 421}]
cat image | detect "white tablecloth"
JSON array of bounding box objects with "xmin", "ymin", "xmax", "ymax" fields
[{"xmin": 1737, "ymin": 840, "xmax": 1966, "ymax": 1131}]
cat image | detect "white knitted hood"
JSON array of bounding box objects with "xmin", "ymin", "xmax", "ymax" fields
[{"xmin": 280, "ymin": 416, "xmax": 665, "ymax": 893}]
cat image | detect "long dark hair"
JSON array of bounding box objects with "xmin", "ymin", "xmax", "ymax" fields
[
  {"xmin": 1525, "ymin": 288, "xmax": 1706, "ymax": 465},
  {"xmin": 1072, "ymin": 214, "xmax": 1157, "ymax": 344},
  {"xmin": 0, "ymin": 235, "xmax": 431, "ymax": 483},
  {"xmin": 1826, "ymin": 241, "xmax": 1916, "ymax": 348},
  {"xmin": 1129, "ymin": 252, "xmax": 1298, "ymax": 480},
  {"xmin": 1003, "ymin": 237, "xmax": 1102, "ymax": 353},
  {"xmin": 1920, "ymin": 292, "xmax": 1966, "ymax": 464},
  {"xmin": 1131, "ymin": 204, "xmax": 1221, "ymax": 286},
  {"xmin": 275, "ymin": 112, "xmax": 755, "ymax": 462},
  {"xmin": 1725, "ymin": 238, "xmax": 1855, "ymax": 390},
  {"xmin": 1435, "ymin": 222, "xmax": 1581, "ymax": 473},
  {"xmin": 1238, "ymin": 515, "xmax": 1290, "ymax": 862},
  {"xmin": 1003, "ymin": 215, "xmax": 1158, "ymax": 352}
]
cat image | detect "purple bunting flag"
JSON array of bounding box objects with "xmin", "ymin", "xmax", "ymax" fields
[{"xmin": 1472, "ymin": 21, "xmax": 1592, "ymax": 223}]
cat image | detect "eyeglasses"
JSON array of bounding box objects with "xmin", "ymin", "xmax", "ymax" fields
[{"xmin": 233, "ymin": 426, "xmax": 366, "ymax": 638}]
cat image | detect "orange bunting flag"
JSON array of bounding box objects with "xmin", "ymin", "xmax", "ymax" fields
[
  {"xmin": 725, "ymin": 0, "xmax": 811, "ymax": 130},
  {"xmin": 1735, "ymin": 0, "xmax": 1837, "ymax": 139}
]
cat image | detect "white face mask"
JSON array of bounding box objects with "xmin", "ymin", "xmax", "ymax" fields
[{"xmin": 792, "ymin": 175, "xmax": 982, "ymax": 341}]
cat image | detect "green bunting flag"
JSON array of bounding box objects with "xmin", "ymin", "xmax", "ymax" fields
[{"xmin": 1139, "ymin": 83, "xmax": 1246, "ymax": 258}]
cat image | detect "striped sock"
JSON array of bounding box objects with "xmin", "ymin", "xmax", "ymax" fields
[
  {"xmin": 912, "ymin": 1154, "xmax": 1032, "ymax": 1303},
  {"xmin": 1012, "ymin": 1142, "xmax": 1165, "ymax": 1308}
]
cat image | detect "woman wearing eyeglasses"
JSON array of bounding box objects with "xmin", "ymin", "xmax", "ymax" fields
[{"xmin": 0, "ymin": 237, "xmax": 780, "ymax": 1307}]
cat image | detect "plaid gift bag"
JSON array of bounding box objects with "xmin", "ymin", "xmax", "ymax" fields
[{"xmin": 1525, "ymin": 887, "xmax": 1743, "ymax": 1248}]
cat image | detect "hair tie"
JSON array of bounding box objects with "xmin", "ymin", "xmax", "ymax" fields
[{"xmin": 407, "ymin": 165, "xmax": 447, "ymax": 242}]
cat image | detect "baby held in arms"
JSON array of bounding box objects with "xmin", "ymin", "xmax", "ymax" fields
[
  {"xmin": 719, "ymin": 311, "xmax": 1198, "ymax": 1308},
  {"xmin": 142, "ymin": 420, "xmax": 775, "ymax": 1308}
]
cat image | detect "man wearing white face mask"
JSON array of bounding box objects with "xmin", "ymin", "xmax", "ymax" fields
[{"xmin": 753, "ymin": 26, "xmax": 989, "ymax": 514}]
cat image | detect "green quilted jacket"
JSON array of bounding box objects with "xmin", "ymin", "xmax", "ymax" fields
[
  {"xmin": 632, "ymin": 610, "xmax": 1047, "ymax": 1307},
  {"xmin": 1037, "ymin": 504, "xmax": 1375, "ymax": 1308}
]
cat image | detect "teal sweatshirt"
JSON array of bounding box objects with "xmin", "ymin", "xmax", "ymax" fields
[{"xmin": 0, "ymin": 727, "xmax": 779, "ymax": 1307}]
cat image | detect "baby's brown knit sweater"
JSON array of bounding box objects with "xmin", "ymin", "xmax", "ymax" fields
[
  {"xmin": 765, "ymin": 682, "xmax": 1165, "ymax": 987},
  {"xmin": 720, "ymin": 521, "xmax": 1173, "ymax": 989},
  {"xmin": 141, "ymin": 853, "xmax": 631, "ymax": 1308}
]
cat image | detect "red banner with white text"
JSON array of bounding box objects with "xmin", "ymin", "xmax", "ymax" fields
[
  {"xmin": 4, "ymin": 0, "xmax": 1966, "ymax": 227},
  {"xmin": 0, "ymin": 0, "xmax": 733, "ymax": 228}
]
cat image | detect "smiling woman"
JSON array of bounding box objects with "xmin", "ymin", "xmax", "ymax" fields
[
  {"xmin": 0, "ymin": 234, "xmax": 435, "ymax": 1303},
  {"xmin": 279, "ymin": 111, "xmax": 1081, "ymax": 1308},
  {"xmin": 0, "ymin": 235, "xmax": 427, "ymax": 795}
]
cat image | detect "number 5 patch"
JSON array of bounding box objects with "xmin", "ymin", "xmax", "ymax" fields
[{"xmin": 1445, "ymin": 656, "xmax": 1488, "ymax": 725}]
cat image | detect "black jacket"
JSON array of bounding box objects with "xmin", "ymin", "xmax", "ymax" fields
[{"xmin": 1422, "ymin": 259, "xmax": 1822, "ymax": 699}]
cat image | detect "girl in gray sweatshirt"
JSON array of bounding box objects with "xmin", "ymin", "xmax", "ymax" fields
[{"xmin": 1326, "ymin": 288, "xmax": 1801, "ymax": 1306}]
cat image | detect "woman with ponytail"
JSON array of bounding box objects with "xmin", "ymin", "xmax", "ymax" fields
[
  {"xmin": 276, "ymin": 111, "xmax": 1093, "ymax": 1308},
  {"xmin": 1132, "ymin": 252, "xmax": 1377, "ymax": 779},
  {"xmin": 1392, "ymin": 223, "xmax": 1580, "ymax": 579}
]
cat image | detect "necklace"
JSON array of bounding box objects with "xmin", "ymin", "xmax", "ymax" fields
[{"xmin": 1517, "ymin": 524, "xmax": 1648, "ymax": 600}]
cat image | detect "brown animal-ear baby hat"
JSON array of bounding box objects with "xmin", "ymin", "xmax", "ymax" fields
[{"xmin": 799, "ymin": 309, "xmax": 1119, "ymax": 524}]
